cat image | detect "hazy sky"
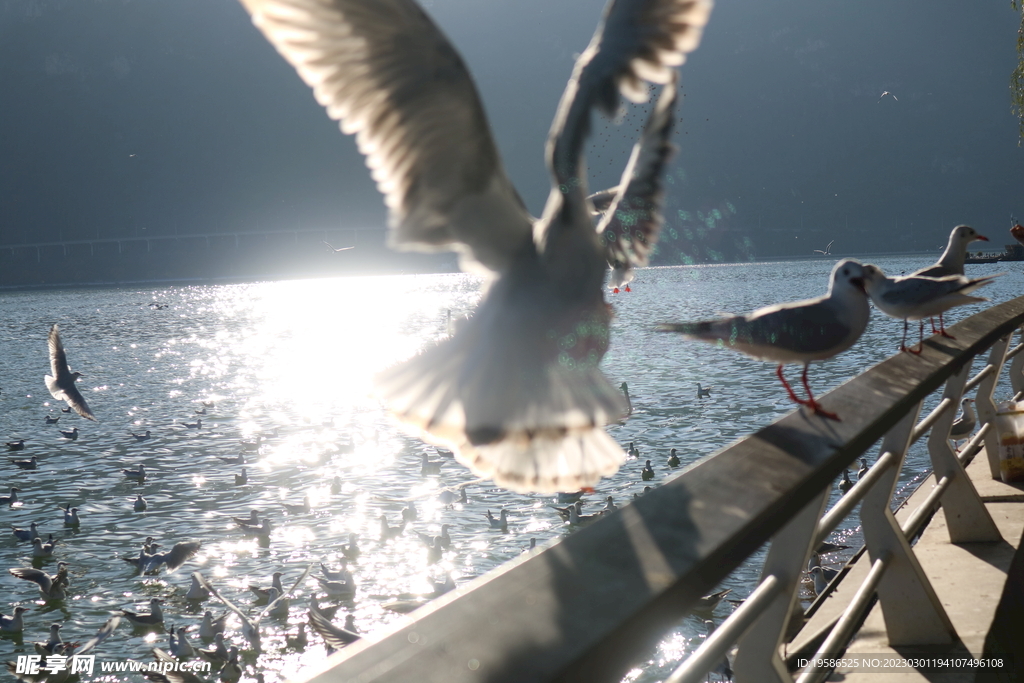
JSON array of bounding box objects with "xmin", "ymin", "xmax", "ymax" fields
[{"xmin": 1, "ymin": 0, "xmax": 1022, "ymax": 261}]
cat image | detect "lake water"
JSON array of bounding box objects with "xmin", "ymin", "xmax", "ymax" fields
[{"xmin": 0, "ymin": 254, "xmax": 1019, "ymax": 682}]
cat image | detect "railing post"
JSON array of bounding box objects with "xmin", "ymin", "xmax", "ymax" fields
[
  {"xmin": 928, "ymin": 362, "xmax": 1002, "ymax": 542},
  {"xmin": 1008, "ymin": 327, "xmax": 1024, "ymax": 397},
  {"xmin": 732, "ymin": 490, "xmax": 828, "ymax": 683},
  {"xmin": 862, "ymin": 402, "xmax": 957, "ymax": 645},
  {"xmin": 977, "ymin": 334, "xmax": 1013, "ymax": 479}
]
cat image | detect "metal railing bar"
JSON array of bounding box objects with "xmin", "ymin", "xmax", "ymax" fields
[
  {"xmin": 1006, "ymin": 342, "xmax": 1024, "ymax": 360},
  {"xmin": 899, "ymin": 475, "xmax": 953, "ymax": 540},
  {"xmin": 963, "ymin": 363, "xmax": 995, "ymax": 394},
  {"xmin": 910, "ymin": 397, "xmax": 954, "ymax": 445},
  {"xmin": 663, "ymin": 575, "xmax": 782, "ymax": 683},
  {"xmin": 793, "ymin": 553, "xmax": 892, "ymax": 683},
  {"xmin": 813, "ymin": 451, "xmax": 899, "ymax": 547},
  {"xmin": 955, "ymin": 424, "xmax": 990, "ymax": 468}
]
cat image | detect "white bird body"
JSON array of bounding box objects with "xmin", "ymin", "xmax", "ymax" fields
[
  {"xmin": 120, "ymin": 598, "xmax": 165, "ymax": 626},
  {"xmin": 661, "ymin": 260, "xmax": 870, "ymax": 364},
  {"xmin": 810, "ymin": 565, "xmax": 839, "ymax": 595},
  {"xmin": 31, "ymin": 536, "xmax": 57, "ymax": 557},
  {"xmin": 235, "ymin": 0, "xmax": 712, "ymax": 493},
  {"xmin": 912, "ymin": 225, "xmax": 988, "ymax": 278},
  {"xmin": 59, "ymin": 505, "xmax": 80, "ymax": 526},
  {"xmin": 45, "ymin": 325, "xmax": 97, "ymax": 421},
  {"xmin": 186, "ymin": 573, "xmax": 211, "ymax": 601},
  {"xmin": 660, "ymin": 260, "xmax": 870, "ymax": 419},
  {"xmin": 862, "ymin": 268, "xmax": 996, "ymax": 322},
  {"xmin": 0, "ymin": 607, "xmax": 29, "ymax": 632},
  {"xmin": 949, "ymin": 397, "xmax": 977, "ymax": 443},
  {"xmin": 199, "ymin": 611, "xmax": 228, "ymax": 641}
]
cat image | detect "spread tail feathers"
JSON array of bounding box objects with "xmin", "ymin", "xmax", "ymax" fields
[{"xmin": 376, "ymin": 301, "xmax": 627, "ymax": 493}]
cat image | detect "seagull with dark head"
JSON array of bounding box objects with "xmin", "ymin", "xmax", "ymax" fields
[
  {"xmin": 235, "ymin": 0, "xmax": 712, "ymax": 493},
  {"xmin": 45, "ymin": 325, "xmax": 96, "ymax": 421}
]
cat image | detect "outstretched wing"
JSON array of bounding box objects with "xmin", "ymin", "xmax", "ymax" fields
[
  {"xmin": 195, "ymin": 572, "xmax": 257, "ymax": 635},
  {"xmin": 308, "ymin": 600, "xmax": 361, "ymax": 651},
  {"xmin": 48, "ymin": 325, "xmax": 71, "ymax": 384},
  {"xmin": 73, "ymin": 616, "xmax": 121, "ymax": 657},
  {"xmin": 235, "ymin": 0, "xmax": 533, "ymax": 274},
  {"xmin": 256, "ymin": 564, "xmax": 311, "ymax": 624},
  {"xmin": 595, "ymin": 76, "xmax": 679, "ymax": 287},
  {"xmin": 160, "ymin": 541, "xmax": 202, "ymax": 572},
  {"xmin": 546, "ymin": 0, "xmax": 712, "ymax": 187},
  {"xmin": 8, "ymin": 567, "xmax": 52, "ymax": 592},
  {"xmin": 46, "ymin": 325, "xmax": 97, "ymax": 421}
]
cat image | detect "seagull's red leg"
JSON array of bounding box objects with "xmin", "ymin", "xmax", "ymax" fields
[
  {"xmin": 937, "ymin": 312, "xmax": 955, "ymax": 338},
  {"xmin": 800, "ymin": 364, "xmax": 840, "ymax": 420},
  {"xmin": 929, "ymin": 317, "xmax": 938, "ymax": 334},
  {"xmin": 776, "ymin": 364, "xmax": 807, "ymax": 405},
  {"xmin": 899, "ymin": 319, "xmax": 911, "ymax": 353},
  {"xmin": 909, "ymin": 320, "xmax": 924, "ymax": 355}
]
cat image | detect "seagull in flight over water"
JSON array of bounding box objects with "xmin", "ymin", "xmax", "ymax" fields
[
  {"xmin": 321, "ymin": 240, "xmax": 355, "ymax": 253},
  {"xmin": 235, "ymin": 0, "xmax": 713, "ymax": 492},
  {"xmin": 813, "ymin": 240, "xmax": 834, "ymax": 256},
  {"xmin": 45, "ymin": 325, "xmax": 96, "ymax": 421}
]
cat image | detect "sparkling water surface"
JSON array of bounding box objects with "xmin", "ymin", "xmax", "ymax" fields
[{"xmin": 0, "ymin": 255, "xmax": 1019, "ymax": 681}]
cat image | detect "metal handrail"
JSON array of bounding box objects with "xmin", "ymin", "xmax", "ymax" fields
[{"xmin": 296, "ymin": 299, "xmax": 1024, "ymax": 683}]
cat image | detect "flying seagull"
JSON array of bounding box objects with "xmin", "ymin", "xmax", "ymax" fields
[
  {"xmin": 45, "ymin": 325, "xmax": 96, "ymax": 421},
  {"xmin": 658, "ymin": 259, "xmax": 870, "ymax": 420},
  {"xmin": 322, "ymin": 240, "xmax": 355, "ymax": 253},
  {"xmin": 878, "ymin": 90, "xmax": 897, "ymax": 102},
  {"xmin": 233, "ymin": 0, "xmax": 713, "ymax": 492},
  {"xmin": 813, "ymin": 239, "xmax": 834, "ymax": 256}
]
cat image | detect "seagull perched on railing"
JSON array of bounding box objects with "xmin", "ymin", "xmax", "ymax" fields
[
  {"xmin": 659, "ymin": 259, "xmax": 870, "ymax": 420},
  {"xmin": 911, "ymin": 225, "xmax": 989, "ymax": 337},
  {"xmin": 860, "ymin": 264, "xmax": 998, "ymax": 354},
  {"xmin": 234, "ymin": 0, "xmax": 713, "ymax": 493},
  {"xmin": 45, "ymin": 325, "xmax": 97, "ymax": 421}
]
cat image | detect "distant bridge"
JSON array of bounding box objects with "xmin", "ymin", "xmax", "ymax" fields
[{"xmin": 0, "ymin": 226, "xmax": 384, "ymax": 261}]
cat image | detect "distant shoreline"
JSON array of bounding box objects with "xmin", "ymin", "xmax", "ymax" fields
[{"xmin": 0, "ymin": 250, "xmax": 952, "ymax": 293}]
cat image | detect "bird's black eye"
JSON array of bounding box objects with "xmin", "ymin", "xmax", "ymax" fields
[{"xmin": 842, "ymin": 269, "xmax": 848, "ymax": 275}]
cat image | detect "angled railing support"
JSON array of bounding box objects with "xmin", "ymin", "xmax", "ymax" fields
[
  {"xmin": 929, "ymin": 361, "xmax": 1003, "ymax": 542},
  {"xmin": 732, "ymin": 490, "xmax": 829, "ymax": 683},
  {"xmin": 864, "ymin": 403, "xmax": 957, "ymax": 645}
]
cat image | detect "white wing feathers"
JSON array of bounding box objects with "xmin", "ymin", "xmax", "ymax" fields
[
  {"xmin": 237, "ymin": 0, "xmax": 533, "ymax": 274},
  {"xmin": 596, "ymin": 75, "xmax": 679, "ymax": 287},
  {"xmin": 547, "ymin": 0, "xmax": 711, "ymax": 185}
]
